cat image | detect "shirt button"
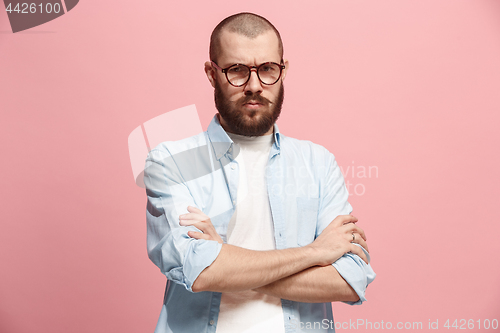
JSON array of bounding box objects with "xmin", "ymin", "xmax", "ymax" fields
[
  {"xmin": 228, "ymin": 147, "xmax": 232, "ymax": 153},
  {"xmin": 231, "ymin": 163, "xmax": 236, "ymax": 170},
  {"xmin": 209, "ymin": 320, "xmax": 214, "ymax": 325}
]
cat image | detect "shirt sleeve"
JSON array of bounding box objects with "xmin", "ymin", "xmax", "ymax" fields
[
  {"xmin": 144, "ymin": 146, "xmax": 222, "ymax": 292},
  {"xmin": 317, "ymin": 150, "xmax": 376, "ymax": 305}
]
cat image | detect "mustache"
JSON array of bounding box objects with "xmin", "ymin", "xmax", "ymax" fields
[{"xmin": 238, "ymin": 94, "xmax": 272, "ymax": 106}]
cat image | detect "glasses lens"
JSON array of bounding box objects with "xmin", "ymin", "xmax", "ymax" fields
[
  {"xmin": 258, "ymin": 63, "xmax": 281, "ymax": 85},
  {"xmin": 226, "ymin": 65, "xmax": 250, "ymax": 86}
]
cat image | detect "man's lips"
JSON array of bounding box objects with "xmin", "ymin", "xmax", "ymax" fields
[{"xmin": 243, "ymin": 101, "xmax": 264, "ymax": 109}]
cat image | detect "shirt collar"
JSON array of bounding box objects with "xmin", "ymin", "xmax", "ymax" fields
[{"xmin": 207, "ymin": 114, "xmax": 282, "ymax": 160}]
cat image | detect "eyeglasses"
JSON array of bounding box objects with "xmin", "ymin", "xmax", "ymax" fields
[{"xmin": 211, "ymin": 61, "xmax": 286, "ymax": 87}]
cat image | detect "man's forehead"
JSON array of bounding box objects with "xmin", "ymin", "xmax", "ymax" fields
[{"xmin": 217, "ymin": 30, "xmax": 281, "ymax": 65}]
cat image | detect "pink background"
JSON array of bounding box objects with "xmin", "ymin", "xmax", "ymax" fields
[{"xmin": 1, "ymin": 0, "xmax": 499, "ymax": 332}]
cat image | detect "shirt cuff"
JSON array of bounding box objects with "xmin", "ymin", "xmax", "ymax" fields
[
  {"xmin": 182, "ymin": 235, "xmax": 223, "ymax": 292},
  {"xmin": 332, "ymin": 244, "xmax": 376, "ymax": 305}
]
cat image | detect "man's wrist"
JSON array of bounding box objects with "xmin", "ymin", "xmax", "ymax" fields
[{"xmin": 303, "ymin": 243, "xmax": 324, "ymax": 267}]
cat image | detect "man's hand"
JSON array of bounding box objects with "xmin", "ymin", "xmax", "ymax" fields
[
  {"xmin": 180, "ymin": 206, "xmax": 223, "ymax": 244},
  {"xmin": 307, "ymin": 215, "xmax": 369, "ymax": 265}
]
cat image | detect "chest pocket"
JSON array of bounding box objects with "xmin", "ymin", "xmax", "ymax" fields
[{"xmin": 296, "ymin": 197, "xmax": 320, "ymax": 246}]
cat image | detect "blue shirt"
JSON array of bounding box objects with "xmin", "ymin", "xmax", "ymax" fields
[{"xmin": 144, "ymin": 115, "xmax": 376, "ymax": 333}]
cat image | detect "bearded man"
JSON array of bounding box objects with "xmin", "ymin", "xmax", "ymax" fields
[{"xmin": 144, "ymin": 12, "xmax": 375, "ymax": 333}]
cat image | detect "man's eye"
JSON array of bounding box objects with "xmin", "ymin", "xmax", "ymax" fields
[
  {"xmin": 229, "ymin": 66, "xmax": 244, "ymax": 73},
  {"xmin": 261, "ymin": 65, "xmax": 275, "ymax": 72}
]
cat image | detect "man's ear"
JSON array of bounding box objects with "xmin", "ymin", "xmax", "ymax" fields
[
  {"xmin": 204, "ymin": 61, "xmax": 216, "ymax": 88},
  {"xmin": 281, "ymin": 59, "xmax": 289, "ymax": 81}
]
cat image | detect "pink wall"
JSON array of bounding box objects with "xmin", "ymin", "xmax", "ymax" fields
[{"xmin": 1, "ymin": 0, "xmax": 499, "ymax": 332}]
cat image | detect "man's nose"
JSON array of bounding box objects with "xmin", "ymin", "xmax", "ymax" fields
[{"xmin": 244, "ymin": 69, "xmax": 263, "ymax": 94}]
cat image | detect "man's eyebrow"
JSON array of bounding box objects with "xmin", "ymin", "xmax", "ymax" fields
[{"xmin": 221, "ymin": 60, "xmax": 281, "ymax": 67}]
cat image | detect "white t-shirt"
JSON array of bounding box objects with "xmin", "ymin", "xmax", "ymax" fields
[{"xmin": 215, "ymin": 132, "xmax": 285, "ymax": 333}]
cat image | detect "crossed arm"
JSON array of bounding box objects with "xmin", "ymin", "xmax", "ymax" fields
[{"xmin": 180, "ymin": 206, "xmax": 369, "ymax": 303}]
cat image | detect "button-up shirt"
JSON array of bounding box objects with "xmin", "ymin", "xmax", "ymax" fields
[{"xmin": 144, "ymin": 115, "xmax": 376, "ymax": 333}]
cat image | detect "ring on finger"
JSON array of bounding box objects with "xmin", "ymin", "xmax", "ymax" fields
[{"xmin": 351, "ymin": 232, "xmax": 356, "ymax": 243}]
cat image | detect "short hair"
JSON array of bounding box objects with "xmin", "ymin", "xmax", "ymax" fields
[{"xmin": 209, "ymin": 12, "xmax": 284, "ymax": 63}]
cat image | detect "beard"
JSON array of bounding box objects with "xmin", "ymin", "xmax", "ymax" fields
[{"xmin": 214, "ymin": 79, "xmax": 284, "ymax": 136}]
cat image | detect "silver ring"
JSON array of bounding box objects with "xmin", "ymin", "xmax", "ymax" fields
[{"xmin": 352, "ymin": 232, "xmax": 355, "ymax": 243}]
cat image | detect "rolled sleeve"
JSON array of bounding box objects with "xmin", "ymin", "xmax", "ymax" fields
[
  {"xmin": 333, "ymin": 244, "xmax": 376, "ymax": 305},
  {"xmin": 183, "ymin": 236, "xmax": 222, "ymax": 289},
  {"xmin": 144, "ymin": 147, "xmax": 222, "ymax": 292}
]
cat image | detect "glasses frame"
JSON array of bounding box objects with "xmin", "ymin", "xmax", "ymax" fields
[{"xmin": 211, "ymin": 61, "xmax": 286, "ymax": 87}]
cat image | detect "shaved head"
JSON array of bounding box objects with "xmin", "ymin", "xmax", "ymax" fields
[{"xmin": 209, "ymin": 12, "xmax": 284, "ymax": 63}]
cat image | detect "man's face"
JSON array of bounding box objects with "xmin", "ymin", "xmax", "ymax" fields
[{"xmin": 206, "ymin": 30, "xmax": 288, "ymax": 136}]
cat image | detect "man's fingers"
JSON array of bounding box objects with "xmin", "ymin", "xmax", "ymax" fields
[
  {"xmin": 344, "ymin": 232, "xmax": 369, "ymax": 252},
  {"xmin": 187, "ymin": 231, "xmax": 208, "ymax": 240},
  {"xmin": 179, "ymin": 219, "xmax": 195, "ymax": 226},
  {"xmin": 187, "ymin": 206, "xmax": 203, "ymax": 214},
  {"xmin": 352, "ymin": 233, "xmax": 369, "ymax": 253},
  {"xmin": 332, "ymin": 214, "xmax": 358, "ymax": 227},
  {"xmin": 179, "ymin": 214, "xmax": 202, "ymax": 226},
  {"xmin": 180, "ymin": 212, "xmax": 204, "ymax": 220},
  {"xmin": 192, "ymin": 222, "xmax": 209, "ymax": 233},
  {"xmin": 349, "ymin": 244, "xmax": 369, "ymax": 264},
  {"xmin": 353, "ymin": 226, "xmax": 366, "ymax": 241},
  {"xmin": 342, "ymin": 223, "xmax": 366, "ymax": 241},
  {"xmin": 179, "ymin": 212, "xmax": 210, "ymax": 226},
  {"xmin": 188, "ymin": 222, "xmax": 223, "ymax": 244}
]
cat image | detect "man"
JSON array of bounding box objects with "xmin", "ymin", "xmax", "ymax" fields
[{"xmin": 144, "ymin": 12, "xmax": 375, "ymax": 333}]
